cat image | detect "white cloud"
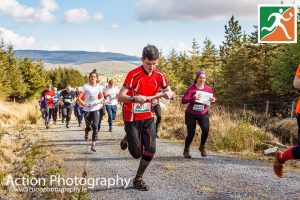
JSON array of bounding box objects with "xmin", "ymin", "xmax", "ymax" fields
[
  {"xmin": 64, "ymin": 9, "xmax": 104, "ymax": 23},
  {"xmin": 108, "ymin": 23, "xmax": 121, "ymax": 30},
  {"xmin": 0, "ymin": 0, "xmax": 58, "ymax": 23},
  {"xmin": 0, "ymin": 27, "xmax": 35, "ymax": 49},
  {"xmin": 64, "ymin": 8, "xmax": 90, "ymax": 23},
  {"xmin": 135, "ymin": 0, "xmax": 281, "ymax": 21},
  {"xmin": 94, "ymin": 12, "xmax": 104, "ymax": 21}
]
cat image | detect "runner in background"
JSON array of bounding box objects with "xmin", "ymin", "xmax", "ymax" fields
[
  {"xmin": 97, "ymin": 79, "xmax": 105, "ymax": 132},
  {"xmin": 78, "ymin": 69, "xmax": 104, "ymax": 152},
  {"xmin": 103, "ymin": 79, "xmax": 119, "ymax": 132},
  {"xmin": 58, "ymin": 91, "xmax": 63, "ymax": 120},
  {"xmin": 40, "ymin": 84, "xmax": 55, "ymax": 129},
  {"xmin": 53, "ymin": 87, "xmax": 60, "ymax": 125},
  {"xmin": 181, "ymin": 71, "xmax": 216, "ymax": 158},
  {"xmin": 60, "ymin": 85, "xmax": 77, "ymax": 128},
  {"xmin": 295, "ymin": 64, "xmax": 300, "ymax": 145},
  {"xmin": 274, "ymin": 65, "xmax": 300, "ymax": 178},
  {"xmin": 75, "ymin": 87, "xmax": 85, "ymax": 127}
]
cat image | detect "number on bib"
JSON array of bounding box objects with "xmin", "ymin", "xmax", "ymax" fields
[
  {"xmin": 133, "ymin": 103, "xmax": 151, "ymax": 113},
  {"xmin": 193, "ymin": 104, "xmax": 204, "ymax": 111}
]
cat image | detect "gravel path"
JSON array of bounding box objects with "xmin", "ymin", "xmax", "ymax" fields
[{"xmin": 42, "ymin": 119, "xmax": 300, "ymax": 200}]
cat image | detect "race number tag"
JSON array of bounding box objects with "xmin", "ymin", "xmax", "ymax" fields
[
  {"xmin": 89, "ymin": 95, "xmax": 97, "ymax": 101},
  {"xmin": 109, "ymin": 94, "xmax": 116, "ymax": 101},
  {"xmin": 193, "ymin": 104, "xmax": 205, "ymax": 111},
  {"xmin": 133, "ymin": 103, "xmax": 151, "ymax": 113},
  {"xmin": 64, "ymin": 99, "xmax": 71, "ymax": 103},
  {"xmin": 45, "ymin": 95, "xmax": 52, "ymax": 99}
]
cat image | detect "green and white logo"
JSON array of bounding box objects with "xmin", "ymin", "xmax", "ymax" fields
[{"xmin": 258, "ymin": 4, "xmax": 297, "ymax": 43}]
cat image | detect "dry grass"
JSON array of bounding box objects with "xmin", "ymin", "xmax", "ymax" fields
[
  {"xmin": 158, "ymin": 100, "xmax": 275, "ymax": 153},
  {"xmin": 0, "ymin": 100, "xmax": 40, "ymax": 134},
  {"xmin": 268, "ymin": 118, "xmax": 298, "ymax": 144},
  {"xmin": 0, "ymin": 100, "xmax": 41, "ymax": 197}
]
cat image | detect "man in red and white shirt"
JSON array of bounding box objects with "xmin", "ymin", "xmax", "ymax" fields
[
  {"xmin": 40, "ymin": 84, "xmax": 55, "ymax": 128},
  {"xmin": 118, "ymin": 45, "xmax": 175, "ymax": 191}
]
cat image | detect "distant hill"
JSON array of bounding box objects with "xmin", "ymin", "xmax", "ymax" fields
[
  {"xmin": 44, "ymin": 61, "xmax": 140, "ymax": 76},
  {"xmin": 15, "ymin": 50, "xmax": 140, "ymax": 64}
]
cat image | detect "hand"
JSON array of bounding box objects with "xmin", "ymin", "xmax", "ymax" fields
[
  {"xmin": 134, "ymin": 95, "xmax": 147, "ymax": 103},
  {"xmin": 164, "ymin": 91, "xmax": 174, "ymax": 99},
  {"xmin": 194, "ymin": 94, "xmax": 200, "ymax": 100}
]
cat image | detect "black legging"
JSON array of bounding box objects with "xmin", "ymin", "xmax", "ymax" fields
[
  {"xmin": 153, "ymin": 104, "xmax": 162, "ymax": 134},
  {"xmin": 62, "ymin": 106, "xmax": 72, "ymax": 123},
  {"xmin": 124, "ymin": 118, "xmax": 156, "ymax": 160},
  {"xmin": 97, "ymin": 108, "xmax": 104, "ymax": 131},
  {"xmin": 53, "ymin": 106, "xmax": 59, "ymax": 122},
  {"xmin": 297, "ymin": 114, "xmax": 300, "ymax": 145},
  {"xmin": 84, "ymin": 110, "xmax": 100, "ymax": 141},
  {"xmin": 184, "ymin": 111, "xmax": 209, "ymax": 149},
  {"xmin": 292, "ymin": 145, "xmax": 300, "ymax": 159}
]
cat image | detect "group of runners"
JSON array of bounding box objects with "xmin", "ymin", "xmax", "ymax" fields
[{"xmin": 38, "ymin": 44, "xmax": 299, "ymax": 191}]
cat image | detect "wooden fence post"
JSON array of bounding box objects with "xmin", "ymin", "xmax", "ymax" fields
[
  {"xmin": 265, "ymin": 100, "xmax": 269, "ymax": 117},
  {"xmin": 291, "ymin": 101, "xmax": 295, "ymax": 118},
  {"xmin": 243, "ymin": 104, "xmax": 247, "ymax": 112}
]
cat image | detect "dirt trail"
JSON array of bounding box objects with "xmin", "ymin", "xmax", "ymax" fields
[{"xmin": 41, "ymin": 119, "xmax": 300, "ymax": 200}]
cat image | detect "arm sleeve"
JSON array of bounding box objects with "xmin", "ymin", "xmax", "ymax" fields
[
  {"xmin": 181, "ymin": 87, "xmax": 195, "ymax": 104},
  {"xmin": 123, "ymin": 72, "xmax": 133, "ymax": 89},
  {"xmin": 160, "ymin": 74, "xmax": 169, "ymax": 89},
  {"xmin": 296, "ymin": 65, "xmax": 300, "ymax": 77}
]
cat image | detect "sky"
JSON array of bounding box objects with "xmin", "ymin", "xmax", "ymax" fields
[{"xmin": 0, "ymin": 0, "xmax": 297, "ymax": 56}]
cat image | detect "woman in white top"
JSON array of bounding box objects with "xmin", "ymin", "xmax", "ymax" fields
[
  {"xmin": 104, "ymin": 79, "xmax": 119, "ymax": 132},
  {"xmin": 78, "ymin": 69, "xmax": 104, "ymax": 152}
]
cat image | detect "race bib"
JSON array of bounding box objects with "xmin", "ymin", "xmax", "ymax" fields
[
  {"xmin": 193, "ymin": 104, "xmax": 205, "ymax": 111},
  {"xmin": 64, "ymin": 99, "xmax": 71, "ymax": 103},
  {"xmin": 133, "ymin": 103, "xmax": 151, "ymax": 113},
  {"xmin": 45, "ymin": 95, "xmax": 52, "ymax": 99},
  {"xmin": 89, "ymin": 95, "xmax": 97, "ymax": 101},
  {"xmin": 109, "ymin": 94, "xmax": 116, "ymax": 101}
]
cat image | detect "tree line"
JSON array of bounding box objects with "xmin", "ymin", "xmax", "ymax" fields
[
  {"xmin": 0, "ymin": 41, "xmax": 85, "ymax": 102},
  {"xmin": 157, "ymin": 16, "xmax": 300, "ymax": 105}
]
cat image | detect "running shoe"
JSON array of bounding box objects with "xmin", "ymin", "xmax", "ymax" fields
[
  {"xmin": 120, "ymin": 137, "xmax": 127, "ymax": 150},
  {"xmin": 133, "ymin": 177, "xmax": 149, "ymax": 191},
  {"xmin": 183, "ymin": 148, "xmax": 191, "ymax": 159},
  {"xmin": 91, "ymin": 146, "xmax": 96, "ymax": 152},
  {"xmin": 199, "ymin": 145, "xmax": 207, "ymax": 157},
  {"xmin": 274, "ymin": 150, "xmax": 284, "ymax": 178}
]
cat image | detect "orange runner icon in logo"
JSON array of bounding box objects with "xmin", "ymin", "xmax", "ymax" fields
[{"xmin": 258, "ymin": 5, "xmax": 297, "ymax": 43}]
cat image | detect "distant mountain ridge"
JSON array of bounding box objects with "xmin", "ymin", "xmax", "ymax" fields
[{"xmin": 15, "ymin": 50, "xmax": 140, "ymax": 64}]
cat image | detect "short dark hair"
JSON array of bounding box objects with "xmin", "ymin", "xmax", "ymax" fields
[{"xmin": 142, "ymin": 45, "xmax": 159, "ymax": 60}]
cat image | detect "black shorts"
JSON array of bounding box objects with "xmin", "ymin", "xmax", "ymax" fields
[{"xmin": 124, "ymin": 118, "xmax": 156, "ymax": 159}]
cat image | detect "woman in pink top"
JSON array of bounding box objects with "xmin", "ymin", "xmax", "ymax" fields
[{"xmin": 181, "ymin": 71, "xmax": 216, "ymax": 158}]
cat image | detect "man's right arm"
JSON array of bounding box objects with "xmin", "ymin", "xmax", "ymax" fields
[
  {"xmin": 117, "ymin": 86, "xmax": 146, "ymax": 103},
  {"xmin": 117, "ymin": 86, "xmax": 131, "ymax": 103}
]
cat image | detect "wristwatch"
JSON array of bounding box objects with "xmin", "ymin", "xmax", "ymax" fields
[{"xmin": 129, "ymin": 96, "xmax": 134, "ymax": 102}]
